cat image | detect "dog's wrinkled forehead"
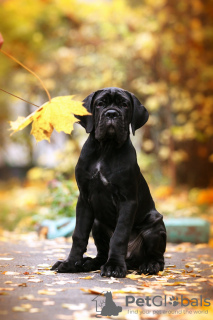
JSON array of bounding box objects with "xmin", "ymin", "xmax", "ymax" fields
[{"xmin": 93, "ymin": 87, "xmax": 131, "ymax": 106}]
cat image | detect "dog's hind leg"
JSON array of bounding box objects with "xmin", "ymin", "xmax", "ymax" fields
[
  {"xmin": 82, "ymin": 219, "xmax": 112, "ymax": 272},
  {"xmin": 138, "ymin": 210, "xmax": 166, "ymax": 275}
]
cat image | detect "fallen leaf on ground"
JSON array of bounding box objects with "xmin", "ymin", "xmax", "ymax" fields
[
  {"xmin": 38, "ymin": 290, "xmax": 56, "ymax": 295},
  {"xmin": 79, "ymin": 275, "xmax": 94, "ymax": 280},
  {"xmin": 12, "ymin": 306, "xmax": 27, "ymax": 312},
  {"xmin": 43, "ymin": 301, "xmax": 55, "ymax": 306},
  {"xmin": 100, "ymin": 277, "xmax": 120, "ymax": 284},
  {"xmin": 126, "ymin": 274, "xmax": 144, "ymax": 280},
  {"xmin": 9, "ymin": 283, "xmax": 27, "ymax": 287},
  {"xmin": 19, "ymin": 295, "xmax": 35, "ymax": 300},
  {"xmin": 35, "ymin": 270, "xmax": 56, "ymax": 275},
  {"xmin": 0, "ymin": 292, "xmax": 9, "ymax": 295},
  {"xmin": 158, "ymin": 281, "xmax": 188, "ymax": 286},
  {"xmin": 29, "ymin": 308, "xmax": 41, "ymax": 313},
  {"xmin": 201, "ymin": 261, "xmax": 213, "ymax": 265},
  {"xmin": 12, "ymin": 304, "xmax": 41, "ymax": 313},
  {"xmin": 165, "ymin": 265, "xmax": 176, "ymax": 268},
  {"xmin": 119, "ymin": 286, "xmax": 154, "ymax": 294},
  {"xmin": 37, "ymin": 264, "xmax": 51, "ymax": 269},
  {"xmin": 56, "ymin": 315, "xmax": 74, "ymax": 320},
  {"xmin": 2, "ymin": 271, "xmax": 20, "ymax": 275},
  {"xmin": 18, "ymin": 283, "xmax": 27, "ymax": 287},
  {"xmin": 185, "ymin": 264, "xmax": 195, "ymax": 268},
  {"xmin": 169, "ymin": 270, "xmax": 183, "ymax": 274},
  {"xmin": 0, "ymin": 287, "xmax": 15, "ymax": 291},
  {"xmin": 194, "ymin": 278, "xmax": 208, "ymax": 282},
  {"xmin": 80, "ymin": 288, "xmax": 106, "ymax": 295},
  {"xmin": 46, "ymin": 288, "xmax": 65, "ymax": 292},
  {"xmin": 20, "ymin": 304, "xmax": 32, "ymax": 309},
  {"xmin": 28, "ymin": 278, "xmax": 43, "ymax": 283},
  {"xmin": 195, "ymin": 244, "xmax": 209, "ymax": 249}
]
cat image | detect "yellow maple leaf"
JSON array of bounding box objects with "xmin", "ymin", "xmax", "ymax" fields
[
  {"xmin": 126, "ymin": 274, "xmax": 144, "ymax": 280},
  {"xmin": 9, "ymin": 96, "xmax": 90, "ymax": 142}
]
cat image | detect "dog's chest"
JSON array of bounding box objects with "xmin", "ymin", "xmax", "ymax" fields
[
  {"xmin": 91, "ymin": 162, "xmax": 109, "ymax": 186},
  {"xmin": 89, "ymin": 161, "xmax": 119, "ymax": 207}
]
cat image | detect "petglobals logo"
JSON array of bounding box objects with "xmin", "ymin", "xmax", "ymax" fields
[
  {"xmin": 126, "ymin": 295, "xmax": 211, "ymax": 308},
  {"xmin": 92, "ymin": 291, "xmax": 122, "ymax": 317},
  {"xmin": 92, "ymin": 292, "xmax": 211, "ymax": 318}
]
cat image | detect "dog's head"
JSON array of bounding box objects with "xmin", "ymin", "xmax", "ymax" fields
[{"xmin": 77, "ymin": 87, "xmax": 149, "ymax": 145}]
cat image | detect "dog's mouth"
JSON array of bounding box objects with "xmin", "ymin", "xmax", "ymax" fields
[{"xmin": 106, "ymin": 122, "xmax": 116, "ymax": 136}]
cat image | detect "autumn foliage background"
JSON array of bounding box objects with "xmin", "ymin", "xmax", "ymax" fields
[{"xmin": 0, "ymin": 0, "xmax": 213, "ymax": 233}]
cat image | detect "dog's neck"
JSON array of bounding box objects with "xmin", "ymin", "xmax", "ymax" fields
[{"xmin": 90, "ymin": 131, "xmax": 130, "ymax": 151}]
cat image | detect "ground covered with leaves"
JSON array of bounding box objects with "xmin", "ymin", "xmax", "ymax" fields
[{"xmin": 0, "ymin": 232, "xmax": 213, "ymax": 320}]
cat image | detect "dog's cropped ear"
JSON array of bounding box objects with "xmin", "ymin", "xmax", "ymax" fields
[
  {"xmin": 129, "ymin": 93, "xmax": 149, "ymax": 135},
  {"xmin": 76, "ymin": 91, "xmax": 100, "ymax": 133}
]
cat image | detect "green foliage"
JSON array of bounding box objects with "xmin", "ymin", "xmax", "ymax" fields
[
  {"xmin": 33, "ymin": 178, "xmax": 79, "ymax": 224},
  {"xmin": 47, "ymin": 179, "xmax": 78, "ymax": 218}
]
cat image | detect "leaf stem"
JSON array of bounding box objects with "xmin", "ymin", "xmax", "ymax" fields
[
  {"xmin": 0, "ymin": 49, "xmax": 52, "ymax": 102},
  {"xmin": 0, "ymin": 88, "xmax": 40, "ymax": 108}
]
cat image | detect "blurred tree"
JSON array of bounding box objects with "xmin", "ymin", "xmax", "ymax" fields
[{"xmin": 0, "ymin": 0, "xmax": 212, "ymax": 186}]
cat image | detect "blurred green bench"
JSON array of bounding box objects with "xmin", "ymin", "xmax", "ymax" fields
[
  {"xmin": 164, "ymin": 218, "xmax": 210, "ymax": 243},
  {"xmin": 39, "ymin": 217, "xmax": 210, "ymax": 243}
]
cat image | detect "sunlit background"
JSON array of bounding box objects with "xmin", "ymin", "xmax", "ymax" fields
[{"xmin": 0, "ymin": 0, "xmax": 212, "ymax": 234}]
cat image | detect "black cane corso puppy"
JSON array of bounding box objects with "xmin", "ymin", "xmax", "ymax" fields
[{"xmin": 51, "ymin": 87, "xmax": 166, "ymax": 277}]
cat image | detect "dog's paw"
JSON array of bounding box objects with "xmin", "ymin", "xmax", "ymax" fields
[
  {"xmin": 139, "ymin": 261, "xmax": 164, "ymax": 275},
  {"xmin": 100, "ymin": 261, "xmax": 127, "ymax": 278},
  {"xmin": 50, "ymin": 259, "xmax": 82, "ymax": 273},
  {"xmin": 82, "ymin": 257, "xmax": 106, "ymax": 272}
]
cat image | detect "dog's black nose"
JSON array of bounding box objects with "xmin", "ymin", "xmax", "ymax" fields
[{"xmin": 105, "ymin": 110, "xmax": 119, "ymax": 119}]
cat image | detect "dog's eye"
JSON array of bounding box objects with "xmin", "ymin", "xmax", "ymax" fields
[
  {"xmin": 123, "ymin": 103, "xmax": 128, "ymax": 108},
  {"xmin": 97, "ymin": 102, "xmax": 105, "ymax": 108}
]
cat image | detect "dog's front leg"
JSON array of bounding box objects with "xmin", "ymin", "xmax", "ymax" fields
[
  {"xmin": 101, "ymin": 200, "xmax": 137, "ymax": 278},
  {"xmin": 51, "ymin": 195, "xmax": 94, "ymax": 273}
]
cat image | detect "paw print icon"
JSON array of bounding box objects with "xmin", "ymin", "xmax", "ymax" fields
[{"xmin": 169, "ymin": 296, "xmax": 179, "ymax": 306}]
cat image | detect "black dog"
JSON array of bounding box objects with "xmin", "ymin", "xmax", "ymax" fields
[{"xmin": 51, "ymin": 87, "xmax": 166, "ymax": 277}]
